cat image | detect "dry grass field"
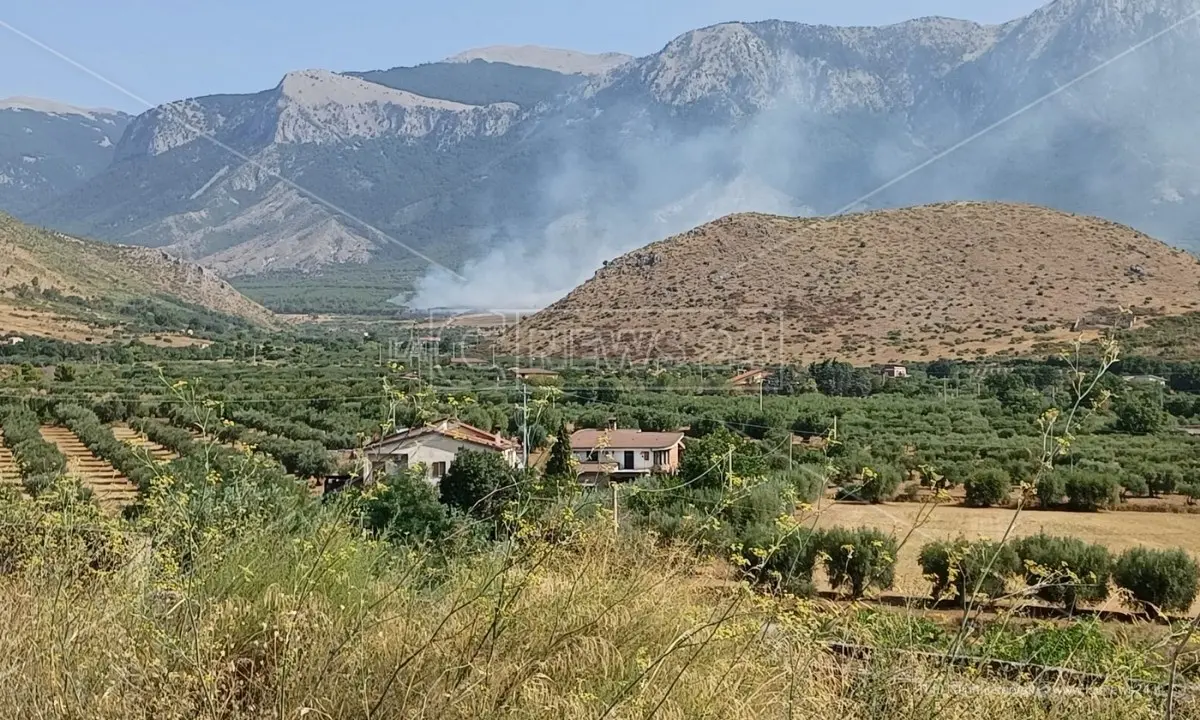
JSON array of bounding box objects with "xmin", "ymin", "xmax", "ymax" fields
[
  {"xmin": 38, "ymin": 426, "xmax": 138, "ymax": 510},
  {"xmin": 498, "ymin": 202, "xmax": 1200, "ymax": 363},
  {"xmin": 812, "ymin": 500, "xmax": 1200, "ymax": 610}
]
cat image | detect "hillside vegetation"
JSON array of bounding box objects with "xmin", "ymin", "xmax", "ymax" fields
[
  {"xmin": 499, "ymin": 202, "xmax": 1200, "ymax": 363},
  {"xmin": 0, "ymin": 213, "xmax": 273, "ymax": 339}
]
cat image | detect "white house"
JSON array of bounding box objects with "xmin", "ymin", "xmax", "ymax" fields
[
  {"xmin": 360, "ymin": 419, "xmax": 521, "ymax": 483},
  {"xmin": 4, "ymin": 337, "xmax": 24, "ymax": 346},
  {"xmin": 881, "ymin": 364, "xmax": 908, "ymax": 378},
  {"xmin": 570, "ymin": 428, "xmax": 685, "ymax": 485}
]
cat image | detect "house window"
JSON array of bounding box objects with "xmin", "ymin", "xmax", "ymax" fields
[
  {"xmin": 587, "ymin": 451, "xmax": 599, "ymax": 462},
  {"xmin": 653, "ymin": 451, "xmax": 669, "ymax": 467},
  {"xmin": 431, "ymin": 461, "xmax": 447, "ymax": 478},
  {"xmin": 371, "ymin": 460, "xmax": 386, "ymax": 477},
  {"xmin": 398, "ymin": 453, "xmax": 409, "ymax": 468},
  {"xmin": 641, "ymin": 451, "xmax": 651, "ymax": 461}
]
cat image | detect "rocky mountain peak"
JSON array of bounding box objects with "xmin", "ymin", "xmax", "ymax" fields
[
  {"xmin": 276, "ymin": 69, "xmax": 477, "ymax": 111},
  {"xmin": 445, "ymin": 45, "xmax": 633, "ymax": 75},
  {"xmin": 0, "ymin": 96, "xmax": 125, "ymax": 121}
]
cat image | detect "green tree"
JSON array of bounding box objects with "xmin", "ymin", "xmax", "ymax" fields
[
  {"xmin": 926, "ymin": 358, "xmax": 959, "ymax": 380},
  {"xmin": 1012, "ymin": 534, "xmax": 1112, "ymax": 610},
  {"xmin": 358, "ymin": 469, "xmax": 453, "ymax": 542},
  {"xmin": 809, "ymin": 359, "xmax": 872, "ymax": 397},
  {"xmin": 439, "ymin": 449, "xmax": 520, "ymax": 521},
  {"xmin": 964, "ymin": 468, "xmax": 1011, "ymax": 508},
  {"xmin": 678, "ymin": 426, "xmax": 765, "ymax": 491},
  {"xmin": 1113, "ymin": 392, "xmax": 1165, "ymax": 435},
  {"xmin": 545, "ymin": 423, "xmax": 575, "ymax": 479},
  {"xmin": 820, "ymin": 527, "xmax": 898, "ymax": 598},
  {"xmin": 53, "ymin": 364, "xmax": 76, "ymax": 383},
  {"xmin": 1113, "ymin": 547, "xmax": 1200, "ymax": 613},
  {"xmin": 918, "ymin": 539, "xmax": 1020, "ymax": 603}
]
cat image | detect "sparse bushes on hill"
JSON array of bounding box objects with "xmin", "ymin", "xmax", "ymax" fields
[
  {"xmin": 964, "ymin": 467, "xmax": 1011, "ymax": 507},
  {"xmin": 918, "ymin": 538, "xmax": 1020, "ymax": 603},
  {"xmin": 1112, "ymin": 547, "xmax": 1200, "ymax": 613},
  {"xmin": 1012, "ymin": 534, "xmax": 1111, "ymax": 610},
  {"xmin": 819, "ymin": 527, "xmax": 898, "ymax": 598}
]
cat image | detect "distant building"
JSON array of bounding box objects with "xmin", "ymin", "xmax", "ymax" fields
[
  {"xmin": 1122, "ymin": 374, "xmax": 1167, "ymax": 386},
  {"xmin": 509, "ymin": 367, "xmax": 560, "ymax": 381},
  {"xmin": 360, "ymin": 418, "xmax": 521, "ymax": 483},
  {"xmin": 881, "ymin": 364, "xmax": 908, "ymax": 379},
  {"xmin": 570, "ymin": 427, "xmax": 685, "ymax": 486},
  {"xmin": 4, "ymin": 337, "xmax": 24, "ymax": 346},
  {"xmin": 450, "ymin": 357, "xmax": 488, "ymax": 367},
  {"xmin": 729, "ymin": 368, "xmax": 772, "ymax": 389}
]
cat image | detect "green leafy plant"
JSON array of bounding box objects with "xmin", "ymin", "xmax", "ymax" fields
[
  {"xmin": 964, "ymin": 467, "xmax": 1011, "ymax": 508},
  {"xmin": 1112, "ymin": 546, "xmax": 1200, "ymax": 613},
  {"xmin": 819, "ymin": 527, "xmax": 898, "ymax": 598},
  {"xmin": 1012, "ymin": 534, "xmax": 1111, "ymax": 610}
]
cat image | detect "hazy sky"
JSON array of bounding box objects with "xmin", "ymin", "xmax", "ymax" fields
[{"xmin": 1, "ymin": 1, "xmax": 1048, "ymax": 112}]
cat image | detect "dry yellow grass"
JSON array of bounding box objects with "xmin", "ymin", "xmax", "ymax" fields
[
  {"xmin": 499, "ymin": 202, "xmax": 1200, "ymax": 363},
  {"xmin": 0, "ymin": 511, "xmax": 1173, "ymax": 719},
  {"xmin": 812, "ymin": 500, "xmax": 1200, "ymax": 610}
]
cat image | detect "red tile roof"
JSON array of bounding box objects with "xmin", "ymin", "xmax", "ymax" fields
[
  {"xmin": 570, "ymin": 429, "xmax": 685, "ymax": 451},
  {"xmin": 367, "ymin": 419, "xmax": 516, "ymax": 452}
]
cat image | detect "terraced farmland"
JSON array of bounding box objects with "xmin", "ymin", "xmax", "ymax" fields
[
  {"xmin": 0, "ymin": 434, "xmax": 19, "ymax": 489},
  {"xmin": 39, "ymin": 426, "xmax": 138, "ymax": 509},
  {"xmin": 112, "ymin": 426, "xmax": 176, "ymax": 462}
]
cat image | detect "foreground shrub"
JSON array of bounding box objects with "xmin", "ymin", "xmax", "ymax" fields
[
  {"xmin": 738, "ymin": 521, "xmax": 820, "ymax": 596},
  {"xmin": 964, "ymin": 468, "xmax": 1010, "ymax": 508},
  {"xmin": 627, "ymin": 476, "xmax": 793, "ymax": 552},
  {"xmin": 1113, "ymin": 547, "xmax": 1200, "ymax": 613},
  {"xmin": 1012, "ymin": 534, "xmax": 1111, "ymax": 609},
  {"xmin": 1062, "ymin": 472, "xmax": 1120, "ymax": 511},
  {"xmin": 820, "ymin": 527, "xmax": 898, "ymax": 598},
  {"xmin": 354, "ymin": 469, "xmax": 454, "ymax": 543},
  {"xmin": 918, "ymin": 538, "xmax": 1020, "ymax": 603}
]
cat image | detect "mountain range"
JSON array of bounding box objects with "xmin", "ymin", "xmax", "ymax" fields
[{"xmin": 3, "ymin": 0, "xmax": 1200, "ymax": 313}]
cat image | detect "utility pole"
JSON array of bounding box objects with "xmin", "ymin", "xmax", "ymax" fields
[
  {"xmin": 521, "ymin": 381, "xmax": 530, "ymax": 469},
  {"xmin": 612, "ymin": 483, "xmax": 619, "ymax": 534}
]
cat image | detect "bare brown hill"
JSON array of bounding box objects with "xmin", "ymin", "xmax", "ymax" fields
[
  {"xmin": 496, "ymin": 202, "xmax": 1200, "ymax": 364},
  {"xmin": 0, "ymin": 213, "xmax": 273, "ymax": 340}
]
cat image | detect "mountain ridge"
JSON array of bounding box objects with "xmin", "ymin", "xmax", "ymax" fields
[
  {"xmin": 6, "ymin": 0, "xmax": 1200, "ymax": 310},
  {"xmin": 494, "ymin": 201, "xmax": 1200, "ymax": 363}
]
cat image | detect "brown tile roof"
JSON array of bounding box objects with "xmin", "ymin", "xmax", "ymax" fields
[
  {"xmin": 570, "ymin": 429, "xmax": 685, "ymax": 451},
  {"xmin": 367, "ymin": 419, "xmax": 516, "ymax": 452},
  {"xmin": 729, "ymin": 368, "xmax": 772, "ymax": 385},
  {"xmin": 509, "ymin": 367, "xmax": 560, "ymax": 376}
]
